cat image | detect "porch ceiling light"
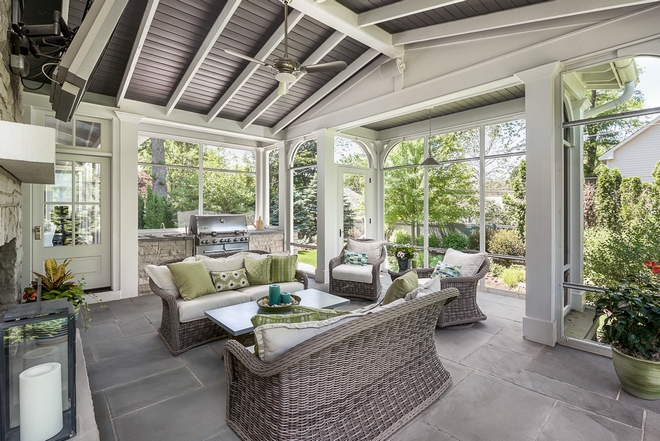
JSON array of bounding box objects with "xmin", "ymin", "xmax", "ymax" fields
[{"xmin": 421, "ymin": 108, "xmax": 439, "ymax": 166}]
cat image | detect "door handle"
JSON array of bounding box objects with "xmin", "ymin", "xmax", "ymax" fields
[{"xmin": 34, "ymin": 226, "xmax": 41, "ymax": 240}]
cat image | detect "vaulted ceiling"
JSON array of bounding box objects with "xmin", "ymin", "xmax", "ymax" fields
[{"xmin": 21, "ymin": 0, "xmax": 651, "ymax": 135}]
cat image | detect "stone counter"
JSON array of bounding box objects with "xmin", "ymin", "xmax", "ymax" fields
[{"xmin": 137, "ymin": 235, "xmax": 194, "ymax": 295}]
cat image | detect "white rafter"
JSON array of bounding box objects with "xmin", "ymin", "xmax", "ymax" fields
[
  {"xmin": 393, "ymin": 0, "xmax": 660, "ymax": 45},
  {"xmin": 165, "ymin": 0, "xmax": 242, "ymax": 116},
  {"xmin": 358, "ymin": 0, "xmax": 465, "ymax": 27},
  {"xmin": 272, "ymin": 48, "xmax": 380, "ymax": 135},
  {"xmin": 116, "ymin": 0, "xmax": 160, "ymax": 107},
  {"xmin": 241, "ymin": 31, "xmax": 346, "ymax": 129},
  {"xmin": 288, "ymin": 0, "xmax": 403, "ymax": 58},
  {"xmin": 206, "ymin": 9, "xmax": 304, "ymax": 123}
]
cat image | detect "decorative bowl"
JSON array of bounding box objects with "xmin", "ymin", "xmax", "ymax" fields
[{"xmin": 256, "ymin": 294, "xmax": 301, "ymax": 312}]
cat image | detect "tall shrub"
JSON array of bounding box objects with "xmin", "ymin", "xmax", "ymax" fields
[
  {"xmin": 594, "ymin": 168, "xmax": 622, "ymax": 230},
  {"xmin": 502, "ymin": 159, "xmax": 526, "ymax": 241}
]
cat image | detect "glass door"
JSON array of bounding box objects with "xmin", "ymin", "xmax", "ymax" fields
[{"xmin": 341, "ymin": 171, "xmax": 369, "ymax": 243}]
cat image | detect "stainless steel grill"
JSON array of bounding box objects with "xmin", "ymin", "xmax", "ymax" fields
[{"xmin": 188, "ymin": 214, "xmax": 250, "ymax": 255}]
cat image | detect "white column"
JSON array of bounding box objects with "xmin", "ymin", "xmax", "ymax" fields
[
  {"xmin": 515, "ymin": 62, "xmax": 563, "ymax": 346},
  {"xmin": 254, "ymin": 147, "xmax": 267, "ymax": 223},
  {"xmin": 278, "ymin": 141, "xmax": 290, "ymax": 249},
  {"xmin": 115, "ymin": 111, "xmax": 143, "ymax": 298},
  {"xmin": 316, "ymin": 130, "xmax": 341, "ymax": 283},
  {"xmin": 373, "ymin": 140, "xmax": 386, "ymax": 244}
]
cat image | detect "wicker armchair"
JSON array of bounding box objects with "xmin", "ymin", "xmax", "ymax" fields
[
  {"xmin": 224, "ymin": 288, "xmax": 459, "ymax": 441},
  {"xmin": 328, "ymin": 239, "xmax": 386, "ymax": 300},
  {"xmin": 403, "ymin": 257, "xmax": 490, "ymax": 328},
  {"xmin": 149, "ymin": 250, "xmax": 309, "ymax": 356}
]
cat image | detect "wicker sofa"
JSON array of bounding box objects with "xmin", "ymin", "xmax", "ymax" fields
[
  {"xmin": 148, "ymin": 250, "xmax": 308, "ymax": 355},
  {"xmin": 224, "ymin": 287, "xmax": 459, "ymax": 441}
]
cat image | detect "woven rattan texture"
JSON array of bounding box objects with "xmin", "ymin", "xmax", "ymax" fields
[
  {"xmin": 329, "ymin": 240, "xmax": 386, "ymax": 300},
  {"xmin": 149, "ymin": 250, "xmax": 309, "ymax": 355},
  {"xmin": 224, "ymin": 288, "xmax": 458, "ymax": 441}
]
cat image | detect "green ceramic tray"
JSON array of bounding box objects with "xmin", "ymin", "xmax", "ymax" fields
[{"xmin": 256, "ymin": 294, "xmax": 301, "ymax": 312}]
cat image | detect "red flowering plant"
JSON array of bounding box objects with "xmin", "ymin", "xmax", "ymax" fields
[{"xmin": 594, "ymin": 260, "xmax": 660, "ymax": 361}]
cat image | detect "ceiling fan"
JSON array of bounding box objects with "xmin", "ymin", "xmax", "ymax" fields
[{"xmin": 224, "ymin": 0, "xmax": 347, "ymax": 96}]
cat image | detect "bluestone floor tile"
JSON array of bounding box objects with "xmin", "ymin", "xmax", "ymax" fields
[
  {"xmin": 117, "ymin": 314, "xmax": 156, "ymax": 336},
  {"xmin": 87, "ymin": 306, "xmax": 117, "ymax": 326},
  {"xmin": 179, "ymin": 345, "xmax": 226, "ymax": 385},
  {"xmin": 474, "ymin": 299, "xmax": 504, "ymax": 315},
  {"xmin": 204, "ymin": 428, "xmax": 242, "ymax": 441},
  {"xmin": 92, "ymin": 331, "xmax": 167, "ymax": 361},
  {"xmin": 105, "ymin": 367, "xmax": 202, "ymax": 418},
  {"xmin": 487, "ymin": 327, "xmax": 545, "ymax": 357},
  {"xmin": 498, "ymin": 296, "xmax": 526, "ymax": 308},
  {"xmin": 644, "ymin": 411, "xmax": 660, "ymax": 440},
  {"xmin": 144, "ymin": 309, "xmax": 161, "ymax": 324},
  {"xmin": 80, "ymin": 322, "xmax": 125, "ymax": 347},
  {"xmin": 489, "ymin": 304, "xmax": 524, "ymax": 322},
  {"xmin": 526, "ymin": 345, "xmax": 621, "ymax": 398},
  {"xmin": 91, "ymin": 391, "xmax": 116, "ymax": 441},
  {"xmin": 514, "ymin": 371, "xmax": 644, "ymax": 428},
  {"xmin": 476, "ymin": 291, "xmax": 510, "ymax": 303},
  {"xmin": 439, "ymin": 358, "xmax": 474, "ymax": 389},
  {"xmin": 390, "ymin": 419, "xmax": 455, "ymax": 441},
  {"xmin": 472, "ymin": 315, "xmax": 521, "ymax": 334},
  {"xmin": 87, "ymin": 346, "xmax": 183, "ymax": 392},
  {"xmin": 434, "ymin": 327, "xmax": 493, "ymax": 362},
  {"xmin": 537, "ymin": 402, "xmax": 642, "ymax": 441},
  {"xmin": 460, "ymin": 344, "xmax": 533, "ymax": 381},
  {"xmin": 618, "ymin": 388, "xmax": 660, "ymax": 414},
  {"xmin": 113, "ymin": 383, "xmax": 227, "ymax": 441},
  {"xmin": 421, "ymin": 371, "xmax": 556, "ymax": 441}
]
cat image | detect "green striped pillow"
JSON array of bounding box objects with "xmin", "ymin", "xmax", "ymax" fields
[
  {"xmin": 291, "ymin": 305, "xmax": 351, "ymax": 320},
  {"xmin": 271, "ymin": 255, "xmax": 298, "ymax": 283}
]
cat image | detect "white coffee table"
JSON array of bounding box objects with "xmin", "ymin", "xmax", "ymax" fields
[{"xmin": 205, "ymin": 288, "xmax": 350, "ymax": 337}]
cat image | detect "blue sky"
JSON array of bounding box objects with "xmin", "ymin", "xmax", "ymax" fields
[{"xmin": 636, "ymin": 57, "xmax": 660, "ymax": 108}]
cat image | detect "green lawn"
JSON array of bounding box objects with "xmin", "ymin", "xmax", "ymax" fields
[{"xmin": 297, "ymin": 250, "xmax": 317, "ymax": 268}]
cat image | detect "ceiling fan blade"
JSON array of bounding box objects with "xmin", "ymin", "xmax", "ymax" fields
[
  {"xmin": 224, "ymin": 49, "xmax": 266, "ymax": 66},
  {"xmin": 277, "ymin": 81, "xmax": 289, "ymax": 96},
  {"xmin": 301, "ymin": 60, "xmax": 347, "ymax": 74}
]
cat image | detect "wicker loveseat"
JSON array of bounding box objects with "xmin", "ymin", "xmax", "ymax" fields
[
  {"xmin": 224, "ymin": 287, "xmax": 459, "ymax": 441},
  {"xmin": 149, "ymin": 250, "xmax": 308, "ymax": 355}
]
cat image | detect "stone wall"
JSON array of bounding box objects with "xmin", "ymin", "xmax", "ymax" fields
[
  {"xmin": 249, "ymin": 231, "xmax": 286, "ymax": 253},
  {"xmin": 0, "ymin": 0, "xmax": 24, "ymax": 310},
  {"xmin": 138, "ymin": 236, "xmax": 194, "ymax": 295}
]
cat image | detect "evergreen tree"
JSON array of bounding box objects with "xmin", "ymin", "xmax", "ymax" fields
[{"xmin": 502, "ymin": 159, "xmax": 526, "ymax": 241}]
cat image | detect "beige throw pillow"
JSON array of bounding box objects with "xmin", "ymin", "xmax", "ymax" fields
[
  {"xmin": 346, "ymin": 239, "xmax": 383, "ymax": 265},
  {"xmin": 443, "ymin": 248, "xmax": 487, "ymax": 277}
]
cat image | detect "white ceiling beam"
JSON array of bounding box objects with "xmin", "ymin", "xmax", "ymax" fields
[
  {"xmin": 206, "ymin": 9, "xmax": 304, "ymax": 123},
  {"xmin": 241, "ymin": 31, "xmax": 346, "ymax": 129},
  {"xmin": 116, "ymin": 0, "xmax": 159, "ymax": 107},
  {"xmin": 289, "ymin": 0, "xmax": 403, "ymax": 59},
  {"xmin": 358, "ymin": 0, "xmax": 465, "ymax": 27},
  {"xmin": 165, "ymin": 0, "xmax": 242, "ymax": 116},
  {"xmin": 393, "ymin": 0, "xmax": 660, "ymax": 45},
  {"xmin": 272, "ymin": 48, "xmax": 380, "ymax": 135}
]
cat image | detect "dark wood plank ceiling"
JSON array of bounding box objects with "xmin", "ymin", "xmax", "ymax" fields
[{"xmin": 18, "ymin": 0, "xmax": 557, "ymax": 134}]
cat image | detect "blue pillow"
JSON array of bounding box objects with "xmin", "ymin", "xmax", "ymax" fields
[
  {"xmin": 431, "ymin": 262, "xmax": 462, "ymax": 278},
  {"xmin": 344, "ymin": 250, "xmax": 368, "ymax": 266}
]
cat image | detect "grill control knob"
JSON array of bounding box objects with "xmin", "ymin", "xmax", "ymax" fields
[{"xmin": 212, "ymin": 239, "xmax": 218, "ymax": 244}]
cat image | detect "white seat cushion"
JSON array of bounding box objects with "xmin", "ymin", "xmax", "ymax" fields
[
  {"xmin": 346, "ymin": 239, "xmax": 383, "ymax": 265},
  {"xmin": 237, "ymin": 281, "xmax": 304, "ymax": 301},
  {"xmin": 177, "ymin": 291, "xmax": 252, "ymax": 323},
  {"xmin": 443, "ymin": 248, "xmax": 487, "ymax": 277},
  {"xmin": 195, "ymin": 254, "xmax": 244, "ymax": 272},
  {"xmin": 331, "ymin": 264, "xmax": 373, "ymax": 283}
]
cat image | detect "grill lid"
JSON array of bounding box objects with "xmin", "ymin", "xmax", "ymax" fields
[{"xmin": 189, "ymin": 214, "xmax": 248, "ymax": 236}]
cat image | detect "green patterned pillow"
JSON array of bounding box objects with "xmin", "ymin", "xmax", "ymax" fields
[
  {"xmin": 431, "ymin": 262, "xmax": 462, "ymax": 278},
  {"xmin": 343, "ymin": 250, "xmax": 368, "ymax": 266},
  {"xmin": 292, "ymin": 305, "xmax": 351, "ymax": 320},
  {"xmin": 210, "ymin": 269, "xmax": 250, "ymax": 292},
  {"xmin": 271, "ymin": 255, "xmax": 298, "ymax": 283},
  {"xmin": 250, "ymin": 311, "xmax": 319, "ymax": 328},
  {"xmin": 244, "ymin": 256, "xmax": 272, "ymax": 285}
]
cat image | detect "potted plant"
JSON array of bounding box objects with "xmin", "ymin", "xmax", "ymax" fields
[
  {"xmin": 391, "ymin": 244, "xmax": 419, "ymax": 272},
  {"xmin": 23, "ymin": 258, "xmax": 93, "ymax": 328},
  {"xmin": 594, "ymin": 260, "xmax": 660, "ymax": 400}
]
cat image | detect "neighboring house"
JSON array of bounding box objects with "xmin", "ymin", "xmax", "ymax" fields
[{"xmin": 599, "ymin": 115, "xmax": 660, "ymax": 182}]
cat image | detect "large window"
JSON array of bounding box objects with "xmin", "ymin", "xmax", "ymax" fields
[
  {"xmin": 137, "ymin": 138, "xmax": 256, "ymax": 229},
  {"xmin": 269, "ymin": 149, "xmax": 279, "ymax": 226}
]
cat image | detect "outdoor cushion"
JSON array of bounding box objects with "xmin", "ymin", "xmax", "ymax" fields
[
  {"xmin": 331, "ymin": 263, "xmax": 374, "ymax": 283},
  {"xmin": 177, "ymin": 291, "xmax": 252, "ymax": 323},
  {"xmin": 443, "ymin": 248, "xmax": 487, "ymax": 277},
  {"xmin": 254, "ymin": 313, "xmax": 363, "ymax": 362},
  {"xmin": 346, "ymin": 239, "xmax": 383, "ymax": 265},
  {"xmin": 383, "ymin": 270, "xmax": 418, "ymax": 305},
  {"xmin": 145, "ymin": 264, "xmax": 181, "ymax": 298},
  {"xmin": 407, "ymin": 275, "xmax": 443, "ymax": 301},
  {"xmin": 167, "ymin": 260, "xmax": 216, "ymax": 301},
  {"xmin": 344, "ymin": 250, "xmax": 369, "ymax": 266},
  {"xmin": 251, "ymin": 311, "xmax": 319, "ymax": 328},
  {"xmin": 431, "ymin": 262, "xmax": 462, "ymax": 278},
  {"xmin": 210, "ymin": 269, "xmax": 250, "ymax": 292},
  {"xmin": 292, "ymin": 305, "xmax": 351, "ymax": 320},
  {"xmin": 196, "ymin": 253, "xmax": 244, "ymax": 273},
  {"xmin": 244, "ymin": 256, "xmax": 272, "ymax": 285},
  {"xmin": 238, "ymin": 281, "xmax": 304, "ymax": 301},
  {"xmin": 271, "ymin": 255, "xmax": 298, "ymax": 283}
]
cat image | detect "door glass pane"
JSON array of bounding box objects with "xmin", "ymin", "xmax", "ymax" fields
[
  {"xmin": 44, "ymin": 116, "xmax": 73, "ymax": 146},
  {"xmin": 44, "ymin": 205, "xmax": 72, "ymax": 247},
  {"xmin": 75, "ymin": 162, "xmax": 101, "ymax": 202},
  {"xmin": 75, "ymin": 120, "xmax": 102, "ymax": 148},
  {"xmin": 46, "ymin": 161, "xmax": 72, "ymax": 202},
  {"xmin": 75, "ymin": 205, "xmax": 101, "ymax": 245},
  {"xmin": 343, "ymin": 174, "xmax": 365, "ymax": 241}
]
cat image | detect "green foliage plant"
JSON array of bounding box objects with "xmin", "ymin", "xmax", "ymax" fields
[
  {"xmin": 487, "ymin": 228, "xmax": 525, "ymax": 266},
  {"xmin": 390, "ymin": 229, "xmax": 411, "ymax": 244},
  {"xmin": 595, "ymin": 167, "xmax": 622, "ymax": 230},
  {"xmin": 501, "ymin": 159, "xmax": 526, "ymax": 241},
  {"xmin": 391, "ymin": 244, "xmax": 418, "ymax": 260},
  {"xmin": 501, "ymin": 266, "xmax": 526, "ymax": 287},
  {"xmin": 414, "ymin": 234, "xmax": 441, "ymax": 248},
  {"xmin": 467, "ymin": 228, "xmax": 494, "ymax": 251},
  {"xmin": 594, "ymin": 262, "xmax": 660, "ymax": 361},
  {"xmin": 442, "ymin": 231, "xmax": 468, "ymax": 250}
]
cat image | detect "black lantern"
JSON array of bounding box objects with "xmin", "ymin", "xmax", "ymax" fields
[{"xmin": 1, "ymin": 297, "xmax": 76, "ymax": 441}]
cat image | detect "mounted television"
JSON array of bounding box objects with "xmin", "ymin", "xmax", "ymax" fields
[{"xmin": 49, "ymin": 0, "xmax": 128, "ymax": 122}]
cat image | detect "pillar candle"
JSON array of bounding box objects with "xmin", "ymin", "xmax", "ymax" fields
[
  {"xmin": 280, "ymin": 292, "xmax": 291, "ymax": 304},
  {"xmin": 268, "ymin": 285, "xmax": 281, "ymax": 306},
  {"xmin": 20, "ymin": 362, "xmax": 63, "ymax": 441}
]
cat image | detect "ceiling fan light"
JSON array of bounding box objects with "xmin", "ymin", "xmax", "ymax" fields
[
  {"xmin": 277, "ymin": 81, "xmax": 288, "ymax": 96},
  {"xmin": 275, "ymin": 71, "xmax": 296, "ymax": 83}
]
